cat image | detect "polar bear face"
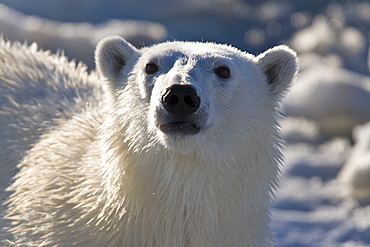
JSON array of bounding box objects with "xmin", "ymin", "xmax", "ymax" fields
[{"xmin": 95, "ymin": 36, "xmax": 297, "ymax": 154}]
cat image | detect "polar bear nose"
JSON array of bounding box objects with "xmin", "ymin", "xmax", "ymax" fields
[{"xmin": 162, "ymin": 85, "xmax": 200, "ymax": 115}]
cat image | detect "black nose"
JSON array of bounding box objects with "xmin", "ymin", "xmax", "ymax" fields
[{"xmin": 162, "ymin": 85, "xmax": 200, "ymax": 115}]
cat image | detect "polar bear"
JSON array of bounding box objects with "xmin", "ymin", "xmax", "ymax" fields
[{"xmin": 0, "ymin": 36, "xmax": 298, "ymax": 246}]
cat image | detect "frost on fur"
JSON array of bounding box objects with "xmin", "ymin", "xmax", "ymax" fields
[{"xmin": 1, "ymin": 36, "xmax": 298, "ymax": 246}]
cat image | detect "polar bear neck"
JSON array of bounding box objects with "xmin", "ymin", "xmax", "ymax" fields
[
  {"xmin": 92, "ymin": 86, "xmax": 279, "ymax": 246},
  {"xmin": 98, "ymin": 116, "xmax": 277, "ymax": 247}
]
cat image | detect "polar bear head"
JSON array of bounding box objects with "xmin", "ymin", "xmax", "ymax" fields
[{"xmin": 95, "ymin": 36, "xmax": 298, "ymax": 155}]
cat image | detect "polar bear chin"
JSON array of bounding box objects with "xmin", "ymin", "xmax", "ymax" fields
[{"xmin": 155, "ymin": 129, "xmax": 204, "ymax": 155}]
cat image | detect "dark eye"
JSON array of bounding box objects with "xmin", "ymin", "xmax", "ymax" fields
[
  {"xmin": 145, "ymin": 63, "xmax": 159, "ymax": 74},
  {"xmin": 214, "ymin": 66, "xmax": 230, "ymax": 79}
]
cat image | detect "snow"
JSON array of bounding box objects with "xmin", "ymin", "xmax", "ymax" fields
[
  {"xmin": 283, "ymin": 63, "xmax": 370, "ymax": 136},
  {"xmin": 0, "ymin": 4, "xmax": 167, "ymax": 69},
  {"xmin": 338, "ymin": 122, "xmax": 370, "ymax": 202},
  {"xmin": 273, "ymin": 133, "xmax": 370, "ymax": 246},
  {"xmin": 1, "ymin": 0, "xmax": 370, "ymax": 246}
]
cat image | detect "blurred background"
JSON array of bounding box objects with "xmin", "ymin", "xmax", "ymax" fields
[{"xmin": 0, "ymin": 0, "xmax": 369, "ymax": 246}]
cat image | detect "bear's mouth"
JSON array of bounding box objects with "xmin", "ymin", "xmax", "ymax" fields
[{"xmin": 159, "ymin": 122, "xmax": 200, "ymax": 135}]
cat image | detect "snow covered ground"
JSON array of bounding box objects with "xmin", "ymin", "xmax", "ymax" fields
[
  {"xmin": 274, "ymin": 119, "xmax": 370, "ymax": 246},
  {"xmin": 0, "ymin": 0, "xmax": 369, "ymax": 246}
]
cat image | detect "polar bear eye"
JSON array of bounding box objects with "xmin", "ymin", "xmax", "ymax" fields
[
  {"xmin": 145, "ymin": 63, "xmax": 159, "ymax": 74},
  {"xmin": 214, "ymin": 66, "xmax": 230, "ymax": 79}
]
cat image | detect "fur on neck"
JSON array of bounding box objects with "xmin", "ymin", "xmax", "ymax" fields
[{"xmin": 96, "ymin": 89, "xmax": 280, "ymax": 246}]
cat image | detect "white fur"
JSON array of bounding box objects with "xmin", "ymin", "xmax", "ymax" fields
[{"xmin": 1, "ymin": 36, "xmax": 298, "ymax": 246}]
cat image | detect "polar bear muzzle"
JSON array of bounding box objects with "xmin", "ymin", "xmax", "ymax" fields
[{"xmin": 159, "ymin": 84, "xmax": 201, "ymax": 135}]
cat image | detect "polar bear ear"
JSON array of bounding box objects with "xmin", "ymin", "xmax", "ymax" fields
[
  {"xmin": 256, "ymin": 45, "xmax": 298, "ymax": 99},
  {"xmin": 95, "ymin": 35, "xmax": 139, "ymax": 83}
]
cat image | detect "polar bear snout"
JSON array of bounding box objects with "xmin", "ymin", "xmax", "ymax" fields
[
  {"xmin": 162, "ymin": 84, "xmax": 200, "ymax": 115},
  {"xmin": 159, "ymin": 84, "xmax": 201, "ymax": 135}
]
